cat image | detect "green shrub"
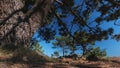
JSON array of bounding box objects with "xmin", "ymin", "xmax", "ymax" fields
[
  {"xmin": 86, "ymin": 47, "xmax": 106, "ymax": 61},
  {"xmin": 32, "ymin": 42, "xmax": 44, "ymax": 55}
]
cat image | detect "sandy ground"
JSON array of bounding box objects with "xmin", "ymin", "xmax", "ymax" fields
[{"xmin": 0, "ymin": 56, "xmax": 120, "ymax": 68}]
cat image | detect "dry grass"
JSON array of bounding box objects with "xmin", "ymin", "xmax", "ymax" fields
[{"xmin": 0, "ymin": 48, "xmax": 120, "ymax": 68}]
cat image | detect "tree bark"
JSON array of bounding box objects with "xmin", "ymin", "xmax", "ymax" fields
[{"xmin": 0, "ymin": 0, "xmax": 53, "ymax": 47}]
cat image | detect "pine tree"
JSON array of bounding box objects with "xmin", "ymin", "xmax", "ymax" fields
[
  {"xmin": 32, "ymin": 41, "xmax": 44, "ymax": 55},
  {"xmin": 0, "ymin": 0, "xmax": 53, "ymax": 47}
]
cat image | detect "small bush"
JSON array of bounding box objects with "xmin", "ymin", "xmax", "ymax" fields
[
  {"xmin": 11, "ymin": 47, "xmax": 47, "ymax": 63},
  {"xmin": 86, "ymin": 47, "xmax": 106, "ymax": 61}
]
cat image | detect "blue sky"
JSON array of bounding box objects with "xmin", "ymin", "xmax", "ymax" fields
[
  {"xmin": 96, "ymin": 20, "xmax": 120, "ymax": 57},
  {"xmin": 33, "ymin": 0, "xmax": 120, "ymax": 57}
]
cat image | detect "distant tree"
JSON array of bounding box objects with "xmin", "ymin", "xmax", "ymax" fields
[
  {"xmin": 31, "ymin": 41, "xmax": 44, "ymax": 55},
  {"xmin": 51, "ymin": 54, "xmax": 54, "ymax": 58},
  {"xmin": 69, "ymin": 45, "xmax": 77, "ymax": 55},
  {"xmin": 86, "ymin": 47, "xmax": 106, "ymax": 61},
  {"xmin": 53, "ymin": 36, "xmax": 69, "ymax": 57},
  {"xmin": 53, "ymin": 51, "xmax": 59, "ymax": 58},
  {"xmin": 53, "ymin": 36, "xmax": 79, "ymax": 56}
]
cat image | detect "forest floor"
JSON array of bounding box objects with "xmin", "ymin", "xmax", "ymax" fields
[{"xmin": 0, "ymin": 53, "xmax": 120, "ymax": 68}]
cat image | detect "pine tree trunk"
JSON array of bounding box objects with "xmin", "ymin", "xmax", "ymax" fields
[
  {"xmin": 0, "ymin": 0, "xmax": 53, "ymax": 47},
  {"xmin": 63, "ymin": 46, "xmax": 65, "ymax": 57}
]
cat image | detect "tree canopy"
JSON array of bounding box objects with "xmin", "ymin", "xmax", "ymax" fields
[{"xmin": 38, "ymin": 0, "xmax": 120, "ymax": 56}]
